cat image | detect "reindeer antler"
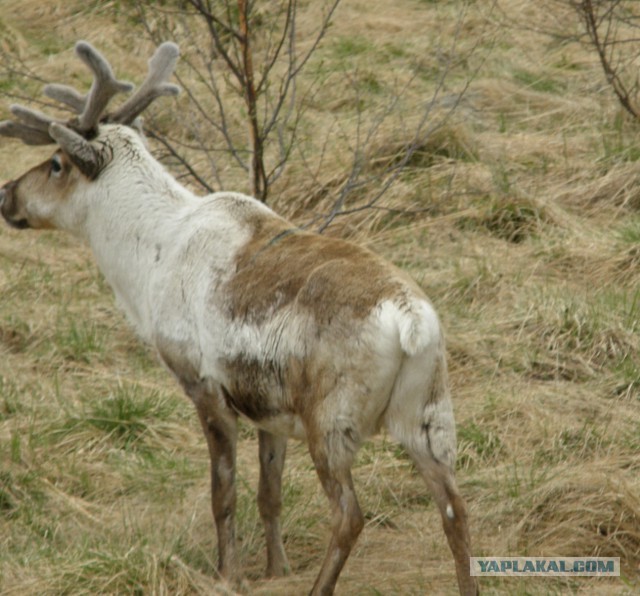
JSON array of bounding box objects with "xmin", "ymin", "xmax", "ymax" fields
[
  {"xmin": 43, "ymin": 83, "xmax": 87, "ymax": 113},
  {"xmin": 109, "ymin": 42, "xmax": 180, "ymax": 125},
  {"xmin": 69, "ymin": 41, "xmax": 135, "ymax": 132},
  {"xmin": 0, "ymin": 105, "xmax": 56, "ymax": 145},
  {"xmin": 0, "ymin": 41, "xmax": 180, "ymax": 147}
]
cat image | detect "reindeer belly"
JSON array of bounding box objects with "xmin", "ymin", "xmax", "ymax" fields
[
  {"xmin": 220, "ymin": 385, "xmax": 307, "ymax": 440},
  {"xmin": 243, "ymin": 409, "xmax": 306, "ymax": 440},
  {"xmin": 217, "ymin": 353, "xmax": 305, "ymax": 437}
]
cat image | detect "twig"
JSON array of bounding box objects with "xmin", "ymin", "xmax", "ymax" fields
[{"xmin": 576, "ymin": 0, "xmax": 640, "ymax": 119}]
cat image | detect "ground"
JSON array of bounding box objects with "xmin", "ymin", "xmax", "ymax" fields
[{"xmin": 0, "ymin": 0, "xmax": 638, "ymax": 594}]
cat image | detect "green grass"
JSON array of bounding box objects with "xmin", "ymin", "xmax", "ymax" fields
[
  {"xmin": 617, "ymin": 218, "xmax": 640, "ymax": 244},
  {"xmin": 50, "ymin": 384, "xmax": 183, "ymax": 451},
  {"xmin": 54, "ymin": 317, "xmax": 108, "ymax": 363},
  {"xmin": 455, "ymin": 193, "xmax": 548, "ymax": 244},
  {"xmin": 457, "ymin": 420, "xmax": 503, "ymax": 468},
  {"xmin": 332, "ymin": 36, "xmax": 374, "ymax": 61},
  {"xmin": 513, "ymin": 69, "xmax": 566, "ymax": 94},
  {"xmin": 598, "ymin": 113, "xmax": 640, "ymax": 166}
]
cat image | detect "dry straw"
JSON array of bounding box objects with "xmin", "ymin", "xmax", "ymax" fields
[{"xmin": 0, "ymin": 0, "xmax": 639, "ymax": 594}]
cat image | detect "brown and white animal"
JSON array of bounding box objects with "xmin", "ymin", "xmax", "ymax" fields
[{"xmin": 0, "ymin": 42, "xmax": 478, "ymax": 595}]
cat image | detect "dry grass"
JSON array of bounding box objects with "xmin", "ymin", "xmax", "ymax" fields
[{"xmin": 1, "ymin": 0, "xmax": 640, "ymax": 594}]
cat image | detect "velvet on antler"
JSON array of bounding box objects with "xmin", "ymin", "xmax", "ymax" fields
[
  {"xmin": 0, "ymin": 105, "xmax": 55, "ymax": 145},
  {"xmin": 0, "ymin": 41, "xmax": 180, "ymax": 171},
  {"xmin": 110, "ymin": 42, "xmax": 180, "ymax": 125}
]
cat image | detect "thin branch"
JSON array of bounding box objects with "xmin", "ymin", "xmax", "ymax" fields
[
  {"xmin": 256, "ymin": 0, "xmax": 295, "ymax": 94},
  {"xmin": 316, "ymin": 0, "xmax": 492, "ymax": 232},
  {"xmin": 238, "ymin": 0, "xmax": 268, "ymax": 200},
  {"xmin": 576, "ymin": 0, "xmax": 640, "ymax": 119},
  {"xmin": 145, "ymin": 127, "xmax": 214, "ymax": 193},
  {"xmin": 186, "ymin": 0, "xmax": 245, "ymax": 85}
]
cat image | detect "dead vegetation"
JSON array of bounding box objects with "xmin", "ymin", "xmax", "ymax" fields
[{"xmin": 0, "ymin": 0, "xmax": 639, "ymax": 594}]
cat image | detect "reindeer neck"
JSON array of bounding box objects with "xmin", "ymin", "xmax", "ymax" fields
[{"xmin": 85, "ymin": 154, "xmax": 198, "ymax": 337}]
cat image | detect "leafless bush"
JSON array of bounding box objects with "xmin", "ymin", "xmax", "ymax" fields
[
  {"xmin": 131, "ymin": 0, "xmax": 493, "ymax": 228},
  {"xmin": 1, "ymin": 1, "xmax": 493, "ymax": 229},
  {"xmin": 132, "ymin": 0, "xmax": 340, "ymax": 202},
  {"xmin": 535, "ymin": 1, "xmax": 640, "ymax": 119},
  {"xmin": 572, "ymin": 0, "xmax": 640, "ymax": 119}
]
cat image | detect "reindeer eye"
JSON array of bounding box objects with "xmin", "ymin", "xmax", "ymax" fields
[{"xmin": 50, "ymin": 155, "xmax": 63, "ymax": 176}]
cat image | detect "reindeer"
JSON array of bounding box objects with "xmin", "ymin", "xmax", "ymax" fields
[{"xmin": 0, "ymin": 42, "xmax": 478, "ymax": 595}]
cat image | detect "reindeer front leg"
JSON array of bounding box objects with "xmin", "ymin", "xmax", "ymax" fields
[
  {"xmin": 191, "ymin": 387, "xmax": 239, "ymax": 580},
  {"xmin": 258, "ymin": 430, "xmax": 290, "ymax": 577}
]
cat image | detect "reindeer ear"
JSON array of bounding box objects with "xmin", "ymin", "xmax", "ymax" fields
[{"xmin": 49, "ymin": 123, "xmax": 112, "ymax": 180}]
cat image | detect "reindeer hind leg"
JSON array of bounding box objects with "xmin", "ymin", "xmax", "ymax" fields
[
  {"xmin": 406, "ymin": 442, "xmax": 478, "ymax": 596},
  {"xmin": 385, "ymin": 352, "xmax": 478, "ymax": 595},
  {"xmin": 307, "ymin": 427, "xmax": 364, "ymax": 596}
]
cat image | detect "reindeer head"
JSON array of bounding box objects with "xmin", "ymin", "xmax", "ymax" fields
[{"xmin": 0, "ymin": 42, "xmax": 180, "ymax": 231}]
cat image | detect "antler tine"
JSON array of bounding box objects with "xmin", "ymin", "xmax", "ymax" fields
[
  {"xmin": 74, "ymin": 41, "xmax": 134, "ymax": 132},
  {"xmin": 0, "ymin": 120, "xmax": 53, "ymax": 145},
  {"xmin": 10, "ymin": 104, "xmax": 55, "ymax": 131},
  {"xmin": 109, "ymin": 42, "xmax": 180, "ymax": 125},
  {"xmin": 44, "ymin": 83, "xmax": 87, "ymax": 114},
  {"xmin": 1, "ymin": 41, "xmax": 178, "ymax": 148},
  {"xmin": 0, "ymin": 104, "xmax": 58, "ymax": 145}
]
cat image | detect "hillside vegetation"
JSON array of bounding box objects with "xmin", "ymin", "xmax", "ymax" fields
[{"xmin": 0, "ymin": 0, "xmax": 639, "ymax": 594}]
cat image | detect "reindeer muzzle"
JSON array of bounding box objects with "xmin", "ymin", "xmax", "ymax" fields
[{"xmin": 0, "ymin": 181, "xmax": 30, "ymax": 229}]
